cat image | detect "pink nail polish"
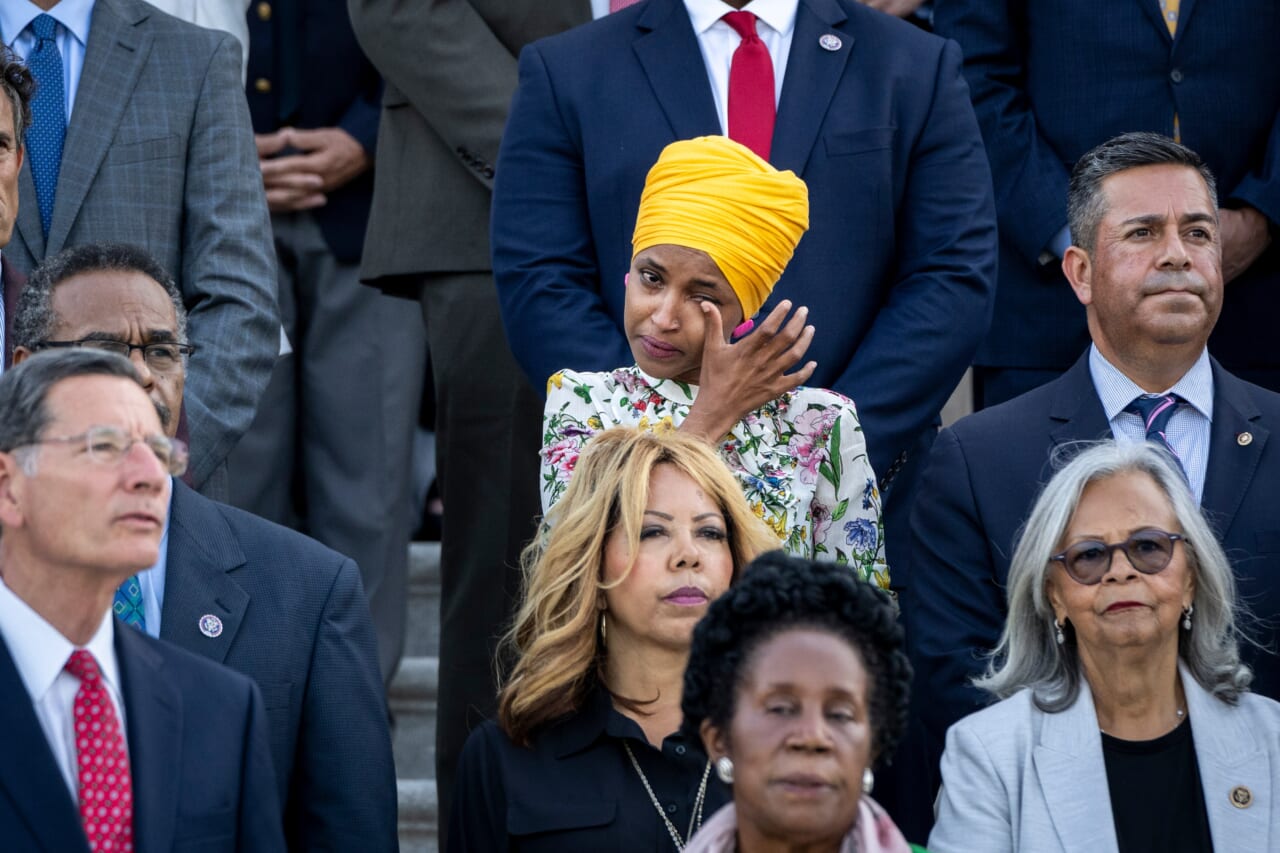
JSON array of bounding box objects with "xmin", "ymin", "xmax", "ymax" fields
[{"xmin": 733, "ymin": 319, "xmax": 755, "ymax": 336}]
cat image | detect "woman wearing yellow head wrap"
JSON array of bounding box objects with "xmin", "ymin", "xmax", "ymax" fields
[{"xmin": 541, "ymin": 136, "xmax": 887, "ymax": 584}]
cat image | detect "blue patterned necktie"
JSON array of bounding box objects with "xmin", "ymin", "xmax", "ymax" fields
[
  {"xmin": 1125, "ymin": 393, "xmax": 1186, "ymax": 476},
  {"xmin": 113, "ymin": 575, "xmax": 147, "ymax": 632},
  {"xmin": 25, "ymin": 14, "xmax": 66, "ymax": 237}
]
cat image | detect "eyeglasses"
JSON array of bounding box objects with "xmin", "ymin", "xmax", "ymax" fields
[
  {"xmin": 32, "ymin": 339, "xmax": 196, "ymax": 373},
  {"xmin": 1050, "ymin": 528, "xmax": 1187, "ymax": 585},
  {"xmin": 16, "ymin": 425, "xmax": 189, "ymax": 476}
]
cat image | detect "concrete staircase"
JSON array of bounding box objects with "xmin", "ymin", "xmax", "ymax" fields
[{"xmin": 392, "ymin": 542, "xmax": 441, "ymax": 852}]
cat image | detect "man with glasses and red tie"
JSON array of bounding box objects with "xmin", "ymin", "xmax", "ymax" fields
[
  {"xmin": 908, "ymin": 133, "xmax": 1280, "ymax": 821},
  {"xmin": 9, "ymin": 241, "xmax": 398, "ymax": 852},
  {"xmin": 0, "ymin": 348, "xmax": 284, "ymax": 852}
]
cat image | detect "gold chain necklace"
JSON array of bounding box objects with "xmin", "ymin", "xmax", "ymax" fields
[{"xmin": 622, "ymin": 741, "xmax": 711, "ymax": 851}]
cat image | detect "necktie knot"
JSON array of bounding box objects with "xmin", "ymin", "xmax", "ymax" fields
[
  {"xmin": 31, "ymin": 13, "xmax": 58, "ymax": 43},
  {"xmin": 1124, "ymin": 393, "xmax": 1182, "ymax": 437},
  {"xmin": 723, "ymin": 11, "xmax": 761, "ymax": 42},
  {"xmin": 65, "ymin": 649, "xmax": 102, "ymax": 683}
]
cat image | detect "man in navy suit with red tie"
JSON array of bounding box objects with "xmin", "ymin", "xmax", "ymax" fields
[{"xmin": 0, "ymin": 48, "xmax": 31, "ymax": 369}]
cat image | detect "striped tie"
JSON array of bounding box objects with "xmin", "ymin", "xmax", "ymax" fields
[{"xmin": 1125, "ymin": 393, "xmax": 1187, "ymax": 477}]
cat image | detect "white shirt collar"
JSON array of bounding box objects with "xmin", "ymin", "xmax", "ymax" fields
[
  {"xmin": 1089, "ymin": 344, "xmax": 1215, "ymax": 423},
  {"xmin": 2, "ymin": 0, "xmax": 94, "ymax": 48},
  {"xmin": 0, "ymin": 573, "xmax": 118, "ymax": 704},
  {"xmin": 684, "ymin": 0, "xmax": 798, "ymax": 38}
]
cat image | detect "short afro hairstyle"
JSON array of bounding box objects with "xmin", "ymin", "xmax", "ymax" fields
[{"xmin": 681, "ymin": 551, "xmax": 911, "ymax": 762}]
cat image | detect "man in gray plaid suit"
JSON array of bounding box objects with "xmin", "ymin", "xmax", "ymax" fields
[{"xmin": 0, "ymin": 0, "xmax": 277, "ymax": 498}]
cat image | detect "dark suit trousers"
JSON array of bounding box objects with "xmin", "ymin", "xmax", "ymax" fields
[
  {"xmin": 420, "ymin": 272, "xmax": 543, "ymax": 840},
  {"xmin": 228, "ymin": 212, "xmax": 426, "ymax": 682}
]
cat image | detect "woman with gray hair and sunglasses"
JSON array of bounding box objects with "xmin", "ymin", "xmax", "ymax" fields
[{"xmin": 929, "ymin": 440, "xmax": 1280, "ymax": 853}]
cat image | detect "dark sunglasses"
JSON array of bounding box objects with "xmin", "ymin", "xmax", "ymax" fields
[{"xmin": 1050, "ymin": 528, "xmax": 1187, "ymax": 585}]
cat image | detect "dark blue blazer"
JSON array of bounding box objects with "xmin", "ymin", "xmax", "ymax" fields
[
  {"xmin": 492, "ymin": 0, "xmax": 997, "ymax": 485},
  {"xmin": 933, "ymin": 0, "xmax": 1280, "ymax": 373},
  {"xmin": 907, "ymin": 352, "xmax": 1280, "ymax": 751},
  {"xmin": 246, "ymin": 0, "xmax": 381, "ymax": 262},
  {"xmin": 0, "ymin": 619, "xmax": 284, "ymax": 852},
  {"xmin": 160, "ymin": 480, "xmax": 397, "ymax": 852}
]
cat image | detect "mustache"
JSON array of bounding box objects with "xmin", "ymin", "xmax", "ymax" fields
[{"xmin": 1140, "ymin": 272, "xmax": 1209, "ymax": 296}]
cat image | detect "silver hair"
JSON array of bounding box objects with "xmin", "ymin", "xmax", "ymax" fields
[{"xmin": 976, "ymin": 440, "xmax": 1251, "ymax": 711}]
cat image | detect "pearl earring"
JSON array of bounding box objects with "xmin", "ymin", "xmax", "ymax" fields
[
  {"xmin": 1054, "ymin": 620, "xmax": 1065, "ymax": 645},
  {"xmin": 862, "ymin": 767, "xmax": 874, "ymax": 795},
  {"xmin": 1182, "ymin": 604, "xmax": 1194, "ymax": 631},
  {"xmin": 715, "ymin": 756, "xmax": 734, "ymax": 784}
]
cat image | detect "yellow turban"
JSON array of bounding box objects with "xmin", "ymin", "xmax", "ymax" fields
[{"xmin": 631, "ymin": 136, "xmax": 809, "ymax": 319}]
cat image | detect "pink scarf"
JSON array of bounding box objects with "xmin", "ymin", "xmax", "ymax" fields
[{"xmin": 684, "ymin": 796, "xmax": 913, "ymax": 853}]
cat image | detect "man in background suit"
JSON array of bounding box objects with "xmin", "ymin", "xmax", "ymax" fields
[
  {"xmin": 909, "ymin": 134, "xmax": 1280, "ymax": 795},
  {"xmin": 226, "ymin": 0, "xmax": 425, "ymax": 685},
  {"xmin": 12, "ymin": 242, "xmax": 397, "ymax": 852},
  {"xmin": 0, "ymin": 349, "xmax": 284, "ymax": 852},
  {"xmin": 0, "ymin": 0, "xmax": 278, "ymax": 497},
  {"xmin": 934, "ymin": 0, "xmax": 1280, "ymax": 408},
  {"xmin": 346, "ymin": 0, "xmax": 591, "ymax": 831},
  {"xmin": 0, "ymin": 49, "xmax": 32, "ymax": 369}
]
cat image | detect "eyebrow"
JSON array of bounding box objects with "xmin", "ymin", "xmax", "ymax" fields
[
  {"xmin": 1119, "ymin": 211, "xmax": 1216, "ymax": 228},
  {"xmin": 634, "ymin": 254, "xmax": 731, "ymax": 292},
  {"xmin": 642, "ymin": 510, "xmax": 726, "ymax": 522},
  {"xmin": 77, "ymin": 329, "xmax": 179, "ymax": 343}
]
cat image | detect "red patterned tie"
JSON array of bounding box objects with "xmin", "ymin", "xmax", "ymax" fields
[
  {"xmin": 609, "ymin": 0, "xmax": 642, "ymax": 11},
  {"xmin": 723, "ymin": 11, "xmax": 776, "ymax": 160},
  {"xmin": 65, "ymin": 650, "xmax": 134, "ymax": 852}
]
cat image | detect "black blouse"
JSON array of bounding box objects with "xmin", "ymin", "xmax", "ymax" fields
[
  {"xmin": 448, "ymin": 685, "xmax": 730, "ymax": 852},
  {"xmin": 1102, "ymin": 718, "xmax": 1214, "ymax": 853}
]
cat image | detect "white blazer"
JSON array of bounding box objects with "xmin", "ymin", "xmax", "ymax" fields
[{"xmin": 929, "ymin": 666, "xmax": 1279, "ymax": 852}]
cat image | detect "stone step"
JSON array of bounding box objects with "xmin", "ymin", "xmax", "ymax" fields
[
  {"xmin": 407, "ymin": 542, "xmax": 441, "ymax": 658},
  {"xmin": 390, "ymin": 655, "xmax": 437, "ymax": 781},
  {"xmin": 397, "ymin": 778, "xmax": 438, "ymax": 853}
]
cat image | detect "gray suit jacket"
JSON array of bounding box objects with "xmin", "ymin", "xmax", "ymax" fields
[
  {"xmin": 6, "ymin": 0, "xmax": 277, "ymax": 488},
  {"xmin": 347, "ymin": 0, "xmax": 591, "ymax": 293},
  {"xmin": 930, "ymin": 667, "xmax": 1279, "ymax": 852}
]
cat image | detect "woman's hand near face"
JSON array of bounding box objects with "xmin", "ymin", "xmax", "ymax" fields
[{"xmin": 681, "ymin": 300, "xmax": 816, "ymax": 443}]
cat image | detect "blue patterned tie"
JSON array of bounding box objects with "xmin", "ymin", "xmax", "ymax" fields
[
  {"xmin": 1125, "ymin": 393, "xmax": 1186, "ymax": 476},
  {"xmin": 112, "ymin": 575, "xmax": 146, "ymax": 632},
  {"xmin": 25, "ymin": 14, "xmax": 66, "ymax": 237}
]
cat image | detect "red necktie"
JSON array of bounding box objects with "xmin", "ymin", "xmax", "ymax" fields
[
  {"xmin": 723, "ymin": 11, "xmax": 776, "ymax": 160},
  {"xmin": 609, "ymin": 0, "xmax": 642, "ymax": 12},
  {"xmin": 65, "ymin": 650, "xmax": 134, "ymax": 853}
]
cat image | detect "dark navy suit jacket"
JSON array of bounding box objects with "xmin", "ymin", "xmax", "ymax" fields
[
  {"xmin": 908, "ymin": 352, "xmax": 1280, "ymax": 755},
  {"xmin": 246, "ymin": 0, "xmax": 381, "ymax": 263},
  {"xmin": 0, "ymin": 619, "xmax": 284, "ymax": 852},
  {"xmin": 933, "ymin": 0, "xmax": 1280, "ymax": 373},
  {"xmin": 492, "ymin": 0, "xmax": 997, "ymax": 497},
  {"xmin": 160, "ymin": 480, "xmax": 396, "ymax": 852}
]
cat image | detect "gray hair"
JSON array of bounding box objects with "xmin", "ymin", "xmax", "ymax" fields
[
  {"xmin": 977, "ymin": 440, "xmax": 1251, "ymax": 711},
  {"xmin": 0, "ymin": 47, "xmax": 33, "ymax": 145},
  {"xmin": 0, "ymin": 351, "xmax": 144, "ymax": 475},
  {"xmin": 1068, "ymin": 132, "xmax": 1219, "ymax": 255},
  {"xmin": 13, "ymin": 243, "xmax": 188, "ymax": 352}
]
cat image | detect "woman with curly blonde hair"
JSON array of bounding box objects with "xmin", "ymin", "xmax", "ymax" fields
[{"xmin": 449, "ymin": 427, "xmax": 777, "ymax": 851}]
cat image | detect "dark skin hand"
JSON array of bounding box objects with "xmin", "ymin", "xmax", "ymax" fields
[
  {"xmin": 681, "ymin": 299, "xmax": 816, "ymax": 443},
  {"xmin": 1219, "ymin": 206, "xmax": 1273, "ymax": 284}
]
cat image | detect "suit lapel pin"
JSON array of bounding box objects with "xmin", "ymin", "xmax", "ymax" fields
[
  {"xmin": 819, "ymin": 33, "xmax": 842, "ymax": 52},
  {"xmin": 198, "ymin": 614, "xmax": 224, "ymax": 638},
  {"xmin": 1230, "ymin": 785, "xmax": 1253, "ymax": 808},
  {"xmin": 1237, "ymin": 432, "xmax": 1253, "ymax": 446}
]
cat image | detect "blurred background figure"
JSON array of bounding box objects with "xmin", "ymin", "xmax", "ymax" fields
[
  {"xmin": 930, "ymin": 441, "xmax": 1280, "ymax": 852},
  {"xmin": 682, "ymin": 551, "xmax": 921, "ymax": 851},
  {"xmin": 449, "ymin": 427, "xmax": 778, "ymax": 850}
]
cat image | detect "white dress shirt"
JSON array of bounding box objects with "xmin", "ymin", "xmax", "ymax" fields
[
  {"xmin": 0, "ymin": 577, "xmax": 128, "ymax": 799},
  {"xmin": 1089, "ymin": 344, "xmax": 1213, "ymax": 504},
  {"xmin": 1, "ymin": 0, "xmax": 95, "ymax": 122},
  {"xmin": 684, "ymin": 0, "xmax": 797, "ymax": 136}
]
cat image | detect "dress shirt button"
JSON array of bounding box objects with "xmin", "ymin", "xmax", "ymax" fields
[
  {"xmin": 674, "ymin": 745, "xmax": 686, "ymax": 755},
  {"xmin": 665, "ymin": 803, "xmax": 678, "ymax": 814},
  {"xmin": 256, "ymin": 2, "xmax": 271, "ymax": 20},
  {"xmin": 1169, "ymin": 68, "xmax": 1183, "ymax": 84},
  {"xmin": 254, "ymin": 78, "xmax": 272, "ymax": 94}
]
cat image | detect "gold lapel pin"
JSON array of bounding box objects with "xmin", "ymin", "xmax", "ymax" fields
[
  {"xmin": 1237, "ymin": 432, "xmax": 1253, "ymax": 446},
  {"xmin": 1230, "ymin": 785, "xmax": 1253, "ymax": 809}
]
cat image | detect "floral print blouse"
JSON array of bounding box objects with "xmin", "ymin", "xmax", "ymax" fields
[{"xmin": 541, "ymin": 366, "xmax": 888, "ymax": 587}]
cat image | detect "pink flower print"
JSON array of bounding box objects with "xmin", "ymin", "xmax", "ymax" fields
[
  {"xmin": 545, "ymin": 439, "xmax": 580, "ymax": 482},
  {"xmin": 788, "ymin": 408, "xmax": 837, "ymax": 485}
]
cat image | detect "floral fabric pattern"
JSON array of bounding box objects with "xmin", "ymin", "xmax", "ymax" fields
[{"xmin": 541, "ymin": 366, "xmax": 888, "ymax": 587}]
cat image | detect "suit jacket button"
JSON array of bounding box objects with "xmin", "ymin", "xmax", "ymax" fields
[
  {"xmin": 483, "ymin": 167, "xmax": 495, "ymax": 178},
  {"xmin": 254, "ymin": 77, "xmax": 272, "ymax": 94},
  {"xmin": 256, "ymin": 2, "xmax": 271, "ymax": 20},
  {"xmin": 1170, "ymin": 68, "xmax": 1183, "ymax": 84}
]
